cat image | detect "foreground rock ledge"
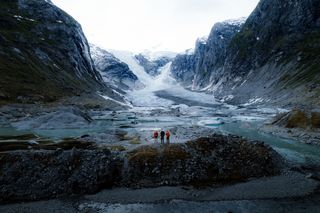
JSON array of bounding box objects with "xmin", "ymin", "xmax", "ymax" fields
[{"xmin": 0, "ymin": 134, "xmax": 282, "ymax": 202}]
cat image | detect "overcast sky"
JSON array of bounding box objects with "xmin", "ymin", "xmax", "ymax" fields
[{"xmin": 52, "ymin": 0, "xmax": 259, "ymax": 53}]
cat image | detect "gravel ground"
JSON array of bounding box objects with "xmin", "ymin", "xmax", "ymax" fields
[{"xmin": 0, "ymin": 171, "xmax": 319, "ymax": 213}]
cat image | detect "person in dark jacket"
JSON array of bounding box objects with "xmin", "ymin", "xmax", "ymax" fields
[{"xmin": 160, "ymin": 130, "xmax": 165, "ymax": 144}]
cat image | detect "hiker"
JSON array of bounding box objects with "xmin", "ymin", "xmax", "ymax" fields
[
  {"xmin": 153, "ymin": 130, "xmax": 159, "ymax": 143},
  {"xmin": 160, "ymin": 130, "xmax": 165, "ymax": 144},
  {"xmin": 166, "ymin": 130, "xmax": 171, "ymax": 143}
]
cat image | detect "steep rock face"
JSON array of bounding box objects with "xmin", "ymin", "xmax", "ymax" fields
[
  {"xmin": 135, "ymin": 54, "xmax": 173, "ymax": 76},
  {"xmin": 170, "ymin": 52, "xmax": 196, "ymax": 87},
  {"xmin": 171, "ymin": 19, "xmax": 244, "ymax": 89},
  {"xmin": 170, "ymin": 39, "xmax": 207, "ymax": 88},
  {"xmin": 90, "ymin": 45, "xmax": 141, "ymax": 90},
  {"xmin": 176, "ymin": 0, "xmax": 320, "ymax": 107},
  {"xmin": 214, "ymin": 0, "xmax": 320, "ymax": 107},
  {"xmin": 0, "ymin": 0, "xmax": 116, "ymax": 103},
  {"xmin": 192, "ymin": 19, "xmax": 244, "ymax": 90}
]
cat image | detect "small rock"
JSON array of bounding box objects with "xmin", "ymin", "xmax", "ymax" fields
[
  {"xmin": 55, "ymin": 148, "xmax": 63, "ymax": 155},
  {"xmin": 306, "ymin": 173, "xmax": 313, "ymax": 179},
  {"xmin": 70, "ymin": 147, "xmax": 78, "ymax": 157},
  {"xmin": 80, "ymin": 134, "xmax": 90, "ymax": 138}
]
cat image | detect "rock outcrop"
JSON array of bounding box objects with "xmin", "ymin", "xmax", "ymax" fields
[
  {"xmin": 124, "ymin": 135, "xmax": 280, "ymax": 187},
  {"xmin": 0, "ymin": 134, "xmax": 282, "ymax": 202},
  {"xmin": 0, "ymin": 0, "xmax": 120, "ymax": 104},
  {"xmin": 90, "ymin": 45, "xmax": 142, "ymax": 90}
]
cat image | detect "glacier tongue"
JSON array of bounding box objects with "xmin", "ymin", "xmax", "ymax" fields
[
  {"xmin": 108, "ymin": 50, "xmax": 154, "ymax": 86},
  {"xmin": 109, "ymin": 49, "xmax": 216, "ymax": 108},
  {"xmin": 107, "ymin": 50, "xmax": 177, "ymax": 107}
]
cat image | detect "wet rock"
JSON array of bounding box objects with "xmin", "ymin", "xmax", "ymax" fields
[
  {"xmin": 0, "ymin": 134, "xmax": 39, "ymax": 141},
  {"xmin": 80, "ymin": 134, "xmax": 90, "ymax": 139},
  {"xmin": 11, "ymin": 107, "xmax": 93, "ymax": 130}
]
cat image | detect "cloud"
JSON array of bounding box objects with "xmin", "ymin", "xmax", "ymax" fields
[{"xmin": 52, "ymin": 0, "xmax": 259, "ymax": 53}]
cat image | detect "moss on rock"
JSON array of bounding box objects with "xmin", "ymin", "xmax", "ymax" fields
[
  {"xmin": 311, "ymin": 112, "xmax": 320, "ymax": 129},
  {"xmin": 163, "ymin": 144, "xmax": 190, "ymax": 160},
  {"xmin": 128, "ymin": 146, "xmax": 159, "ymax": 164},
  {"xmin": 285, "ymin": 110, "xmax": 309, "ymax": 128}
]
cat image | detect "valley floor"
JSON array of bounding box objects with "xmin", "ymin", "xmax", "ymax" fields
[{"xmin": 0, "ymin": 78, "xmax": 319, "ymax": 212}]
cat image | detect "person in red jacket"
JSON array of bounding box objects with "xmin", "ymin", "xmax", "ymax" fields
[
  {"xmin": 153, "ymin": 130, "xmax": 159, "ymax": 143},
  {"xmin": 165, "ymin": 130, "xmax": 171, "ymax": 144}
]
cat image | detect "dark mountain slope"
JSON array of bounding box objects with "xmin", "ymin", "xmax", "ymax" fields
[{"xmin": 0, "ymin": 0, "xmax": 119, "ymax": 104}]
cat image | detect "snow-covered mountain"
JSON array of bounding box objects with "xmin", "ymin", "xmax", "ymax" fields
[{"xmin": 90, "ymin": 45, "xmax": 143, "ymax": 91}]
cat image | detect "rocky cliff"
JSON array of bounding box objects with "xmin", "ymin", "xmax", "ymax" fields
[
  {"xmin": 171, "ymin": 19, "xmax": 244, "ymax": 90},
  {"xmin": 172, "ymin": 0, "xmax": 320, "ymax": 107},
  {"xmin": 193, "ymin": 19, "xmax": 245, "ymax": 91},
  {"xmin": 0, "ymin": 0, "xmax": 119, "ymax": 104},
  {"xmin": 217, "ymin": 0, "xmax": 320, "ymax": 107},
  {"xmin": 90, "ymin": 45, "xmax": 142, "ymax": 90}
]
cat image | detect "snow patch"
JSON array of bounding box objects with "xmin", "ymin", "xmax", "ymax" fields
[
  {"xmin": 141, "ymin": 50, "xmax": 177, "ymax": 61},
  {"xmin": 243, "ymin": 98, "xmax": 264, "ymax": 106},
  {"xmin": 221, "ymin": 95, "xmax": 234, "ymax": 103},
  {"xmin": 222, "ymin": 17, "xmax": 247, "ymax": 26},
  {"xmin": 240, "ymin": 80, "xmax": 247, "ymax": 87},
  {"xmin": 198, "ymin": 118, "xmax": 224, "ymax": 127},
  {"xmin": 14, "ymin": 15, "xmax": 35, "ymax": 22},
  {"xmin": 197, "ymin": 36, "xmax": 208, "ymax": 45},
  {"xmin": 99, "ymin": 94, "xmax": 130, "ymax": 107},
  {"xmin": 185, "ymin": 48, "xmax": 195, "ymax": 55},
  {"xmin": 232, "ymin": 115, "xmax": 266, "ymax": 122}
]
